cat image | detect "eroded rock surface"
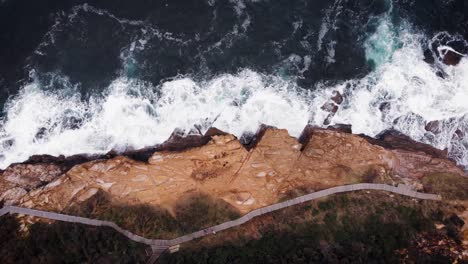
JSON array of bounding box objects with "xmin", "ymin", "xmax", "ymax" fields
[
  {"xmin": 2, "ymin": 163, "xmax": 63, "ymax": 188},
  {"xmin": 0, "ymin": 163, "xmax": 64, "ymax": 205},
  {"xmin": 3, "ymin": 127, "xmax": 464, "ymax": 215}
]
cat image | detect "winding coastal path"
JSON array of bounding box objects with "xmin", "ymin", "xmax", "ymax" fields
[{"xmin": 0, "ymin": 183, "xmax": 442, "ymax": 263}]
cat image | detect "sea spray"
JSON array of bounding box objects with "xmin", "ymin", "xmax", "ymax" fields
[{"xmin": 0, "ymin": 70, "xmax": 311, "ymax": 168}]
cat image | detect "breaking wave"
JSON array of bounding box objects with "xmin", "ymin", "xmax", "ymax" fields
[
  {"xmin": 311, "ymin": 5, "xmax": 468, "ymax": 167},
  {"xmin": 0, "ymin": 1, "xmax": 467, "ymax": 170},
  {"xmin": 0, "ymin": 70, "xmax": 311, "ymax": 168}
]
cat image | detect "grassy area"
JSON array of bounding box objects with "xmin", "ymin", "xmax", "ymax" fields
[
  {"xmin": 67, "ymin": 191, "xmax": 240, "ymax": 238},
  {"xmin": 279, "ymin": 166, "xmax": 397, "ymax": 201},
  {"xmin": 278, "ymin": 185, "xmax": 316, "ymax": 202},
  {"xmin": 0, "ymin": 192, "xmax": 241, "ymax": 262},
  {"xmin": 160, "ymin": 191, "xmax": 464, "ymax": 263},
  {"xmin": 175, "ymin": 193, "xmax": 241, "ymax": 232},
  {"xmin": 422, "ymin": 172, "xmax": 468, "ymax": 200},
  {"xmin": 0, "ymin": 214, "xmax": 147, "ymax": 263},
  {"xmin": 67, "ymin": 191, "xmax": 182, "ymax": 239}
]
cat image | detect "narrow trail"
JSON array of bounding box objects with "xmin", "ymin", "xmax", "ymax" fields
[{"xmin": 0, "ymin": 183, "xmax": 442, "ymax": 263}]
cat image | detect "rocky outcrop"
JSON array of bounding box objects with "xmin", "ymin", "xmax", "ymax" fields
[
  {"xmin": 366, "ymin": 129, "xmax": 449, "ymax": 160},
  {"xmin": 0, "ymin": 163, "xmax": 64, "ymax": 205},
  {"xmin": 321, "ymin": 91, "xmax": 344, "ymax": 126},
  {"xmin": 443, "ymin": 50, "xmax": 464, "ymax": 66},
  {"xmin": 2, "ymin": 163, "xmax": 63, "ymax": 189},
  {"xmin": 3, "ymin": 127, "xmax": 464, "ymax": 215}
]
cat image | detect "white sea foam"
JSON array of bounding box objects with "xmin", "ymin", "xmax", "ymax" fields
[
  {"xmin": 315, "ymin": 27, "xmax": 468, "ymax": 168},
  {"xmin": 1, "ymin": 6, "xmax": 468, "ymax": 171},
  {"xmin": 0, "ymin": 70, "xmax": 311, "ymax": 168}
]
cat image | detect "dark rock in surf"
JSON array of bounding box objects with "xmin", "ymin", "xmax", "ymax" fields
[
  {"xmin": 62, "ymin": 116, "xmax": 84, "ymax": 130},
  {"xmin": 436, "ymin": 70, "xmax": 447, "ymax": 79},
  {"xmin": 425, "ymin": 120, "xmax": 442, "ymax": 134},
  {"xmin": 327, "ymin": 124, "xmax": 352, "ymax": 134},
  {"xmin": 453, "ymin": 129, "xmax": 465, "ymax": 139},
  {"xmin": 321, "ymin": 92, "xmax": 343, "ymax": 126},
  {"xmin": 331, "ymin": 91, "xmax": 344, "ymax": 105},
  {"xmin": 323, "ymin": 114, "xmax": 334, "ymax": 126},
  {"xmin": 443, "ymin": 50, "xmax": 463, "ymax": 66},
  {"xmin": 34, "ymin": 127, "xmax": 48, "ymax": 141},
  {"xmin": 379, "ymin": 102, "xmax": 391, "ymax": 113},
  {"xmin": 2, "ymin": 139, "xmax": 14, "ymax": 149},
  {"xmin": 369, "ymin": 129, "xmax": 448, "ymax": 160},
  {"xmin": 423, "ymin": 49, "xmax": 435, "ymax": 64},
  {"xmin": 240, "ymin": 124, "xmax": 273, "ymax": 150},
  {"xmin": 321, "ymin": 102, "xmax": 338, "ymax": 114}
]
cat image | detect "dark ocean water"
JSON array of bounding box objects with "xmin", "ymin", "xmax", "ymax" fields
[{"xmin": 0, "ymin": 0, "xmax": 467, "ymax": 169}]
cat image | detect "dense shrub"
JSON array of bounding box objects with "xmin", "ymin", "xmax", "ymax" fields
[
  {"xmin": 160, "ymin": 192, "xmax": 460, "ymax": 264},
  {"xmin": 69, "ymin": 191, "xmax": 240, "ymax": 238},
  {"xmin": 0, "ymin": 215, "xmax": 147, "ymax": 263},
  {"xmin": 422, "ymin": 173, "xmax": 468, "ymax": 200},
  {"xmin": 175, "ymin": 193, "xmax": 240, "ymax": 232},
  {"xmin": 67, "ymin": 191, "xmax": 182, "ymax": 239}
]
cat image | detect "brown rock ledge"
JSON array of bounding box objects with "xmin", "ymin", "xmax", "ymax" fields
[{"xmin": 1, "ymin": 126, "xmax": 464, "ymax": 215}]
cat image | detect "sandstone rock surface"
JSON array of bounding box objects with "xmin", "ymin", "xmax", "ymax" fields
[{"xmin": 3, "ymin": 127, "xmax": 464, "ymax": 215}]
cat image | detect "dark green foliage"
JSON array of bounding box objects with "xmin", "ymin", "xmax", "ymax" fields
[
  {"xmin": 311, "ymin": 208, "xmax": 320, "ymax": 216},
  {"xmin": 0, "ymin": 192, "xmax": 240, "ymax": 263},
  {"xmin": 159, "ymin": 193, "xmax": 458, "ymax": 264},
  {"xmin": 68, "ymin": 190, "xmax": 182, "ymax": 239},
  {"xmin": 68, "ymin": 191, "xmax": 240, "ymax": 238},
  {"xmin": 175, "ymin": 193, "xmax": 241, "ymax": 232},
  {"xmin": 0, "ymin": 214, "xmax": 147, "ymax": 263},
  {"xmin": 317, "ymin": 200, "xmax": 333, "ymax": 211},
  {"xmin": 422, "ymin": 173, "xmax": 468, "ymax": 200},
  {"xmin": 278, "ymin": 186, "xmax": 314, "ymax": 202}
]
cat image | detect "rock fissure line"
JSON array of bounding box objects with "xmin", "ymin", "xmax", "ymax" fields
[
  {"xmin": 0, "ymin": 183, "xmax": 441, "ymax": 259},
  {"xmin": 229, "ymin": 150, "xmax": 253, "ymax": 184}
]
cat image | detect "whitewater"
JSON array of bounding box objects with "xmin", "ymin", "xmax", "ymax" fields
[{"xmin": 0, "ymin": 4, "xmax": 467, "ymax": 170}]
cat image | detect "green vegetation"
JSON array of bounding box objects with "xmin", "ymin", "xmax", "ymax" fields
[
  {"xmin": 279, "ymin": 166, "xmax": 396, "ymax": 202},
  {"xmin": 0, "ymin": 191, "xmax": 240, "ymax": 262},
  {"xmin": 159, "ymin": 192, "xmax": 463, "ymax": 263},
  {"xmin": 0, "ymin": 214, "xmax": 147, "ymax": 263},
  {"xmin": 356, "ymin": 166, "xmax": 396, "ymax": 185},
  {"xmin": 175, "ymin": 193, "xmax": 241, "ymax": 232},
  {"xmin": 422, "ymin": 172, "xmax": 468, "ymax": 200},
  {"xmin": 68, "ymin": 191, "xmax": 240, "ymax": 238},
  {"xmin": 67, "ymin": 191, "xmax": 182, "ymax": 239}
]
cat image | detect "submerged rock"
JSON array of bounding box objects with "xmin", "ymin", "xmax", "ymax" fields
[
  {"xmin": 423, "ymin": 49, "xmax": 435, "ymax": 64},
  {"xmin": 425, "ymin": 120, "xmax": 442, "ymax": 134},
  {"xmin": 331, "ymin": 91, "xmax": 344, "ymax": 105},
  {"xmin": 321, "ymin": 102, "xmax": 338, "ymax": 113}
]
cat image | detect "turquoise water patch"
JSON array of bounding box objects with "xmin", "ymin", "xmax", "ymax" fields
[{"xmin": 364, "ymin": 16, "xmax": 401, "ymax": 69}]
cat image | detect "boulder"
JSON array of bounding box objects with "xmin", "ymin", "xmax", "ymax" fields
[
  {"xmin": 379, "ymin": 102, "xmax": 391, "ymax": 113},
  {"xmin": 321, "ymin": 102, "xmax": 338, "ymax": 113},
  {"xmin": 423, "ymin": 49, "xmax": 435, "ymax": 64},
  {"xmin": 331, "ymin": 91, "xmax": 344, "ymax": 105},
  {"xmin": 425, "ymin": 120, "xmax": 442, "ymax": 134},
  {"xmin": 443, "ymin": 50, "xmax": 463, "ymax": 66}
]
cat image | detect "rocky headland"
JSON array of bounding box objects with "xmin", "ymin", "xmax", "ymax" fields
[{"xmin": 1, "ymin": 125, "xmax": 467, "ymax": 262}]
